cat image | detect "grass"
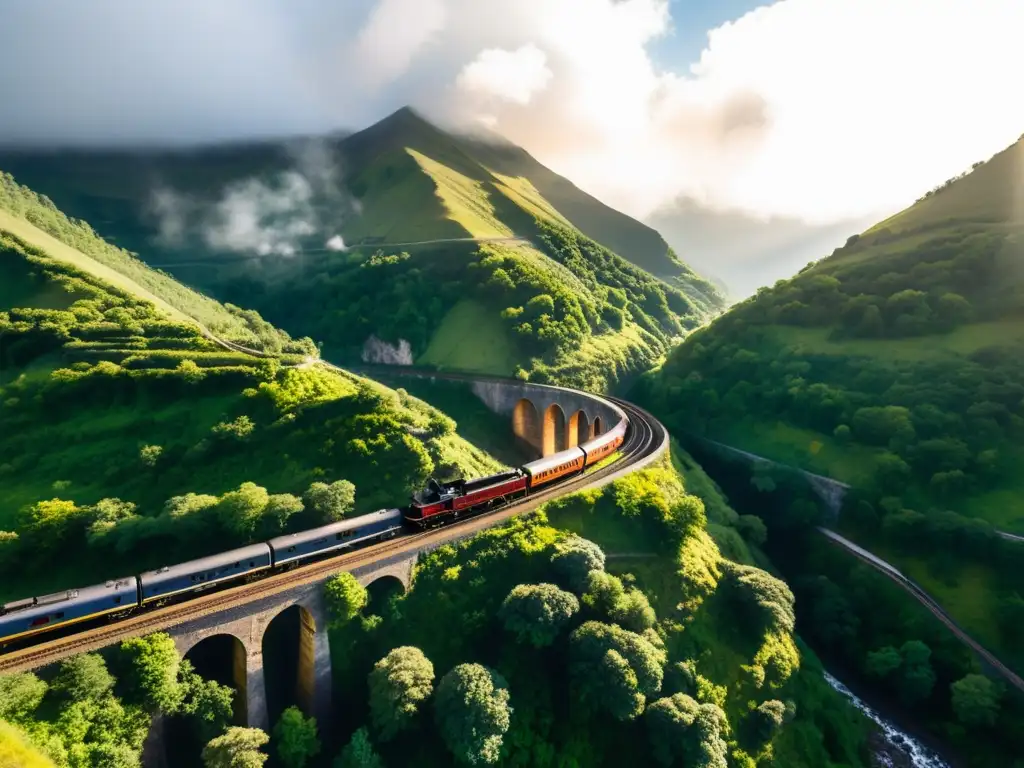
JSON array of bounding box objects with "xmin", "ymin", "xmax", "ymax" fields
[
  {"xmin": 409, "ymin": 149, "xmax": 515, "ymax": 239},
  {"xmin": 0, "ymin": 210, "xmax": 193, "ymax": 324},
  {"xmin": 772, "ymin": 321, "xmax": 1024, "ymax": 361},
  {"xmin": 417, "ymin": 298, "xmax": 518, "ymax": 374},
  {"xmin": 711, "ymin": 418, "xmax": 884, "ymax": 487}
]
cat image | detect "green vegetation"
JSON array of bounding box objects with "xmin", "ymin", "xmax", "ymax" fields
[
  {"xmin": 0, "ymin": 633, "xmax": 241, "ymax": 767},
  {"xmin": 680, "ymin": 448, "xmax": 1024, "ymax": 766},
  {"xmin": 0, "ymin": 108, "xmax": 724, "ymax": 390},
  {"xmin": 0, "ymin": 173, "xmax": 311, "ymax": 352},
  {"xmin": 0, "ymin": 192, "xmax": 503, "ymax": 599},
  {"xmin": 639, "ymin": 134, "xmax": 1024, "ymax": 681},
  {"xmin": 219, "ymin": 218, "xmax": 716, "ymax": 390},
  {"xmin": 320, "ymin": 457, "xmax": 872, "ymax": 767}
]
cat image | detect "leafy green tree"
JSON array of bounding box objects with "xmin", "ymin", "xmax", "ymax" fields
[
  {"xmin": 118, "ymin": 633, "xmax": 183, "ymax": 713},
  {"xmin": 898, "ymin": 640, "xmax": 936, "ymax": 704},
  {"xmin": 748, "ymin": 699, "xmax": 786, "ymax": 744},
  {"xmin": 0, "ymin": 671, "xmax": 47, "ymax": 721},
  {"xmin": 333, "ymin": 727, "xmax": 383, "ymax": 768},
  {"xmin": 304, "ymin": 480, "xmax": 356, "ymax": 523},
  {"xmin": 179, "ymin": 660, "xmax": 236, "ymax": 742},
  {"xmin": 368, "ymin": 646, "xmax": 435, "ymax": 740},
  {"xmin": 216, "ymin": 482, "xmax": 270, "ymax": 538},
  {"xmin": 582, "ymin": 571, "xmax": 656, "ymax": 633},
  {"xmin": 551, "ymin": 535, "xmax": 606, "ymax": 593},
  {"xmin": 736, "ymin": 515, "xmax": 767, "ymax": 546},
  {"xmin": 500, "ymin": 583, "xmax": 580, "ymax": 647},
  {"xmin": 434, "ymin": 663, "xmax": 512, "ymax": 765},
  {"xmin": 52, "ymin": 653, "xmax": 114, "ymax": 703},
  {"xmin": 257, "ymin": 494, "xmax": 305, "ymax": 537},
  {"xmin": 569, "ymin": 621, "xmax": 665, "ymax": 721},
  {"xmin": 273, "ymin": 707, "xmax": 320, "ymax": 768},
  {"xmin": 950, "ymin": 674, "xmax": 1001, "ymax": 727},
  {"xmin": 645, "ymin": 693, "xmax": 729, "ymax": 768},
  {"xmin": 177, "ymin": 359, "xmax": 206, "ymax": 384},
  {"xmin": 202, "ymin": 727, "xmax": 269, "ymax": 768},
  {"xmin": 324, "ymin": 572, "xmax": 368, "ymax": 625},
  {"xmin": 864, "ymin": 646, "xmax": 902, "ymax": 680},
  {"xmin": 139, "ymin": 444, "xmax": 163, "ymax": 468}
]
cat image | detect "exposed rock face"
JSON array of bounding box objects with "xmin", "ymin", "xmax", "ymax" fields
[{"xmin": 362, "ymin": 335, "xmax": 414, "ymax": 365}]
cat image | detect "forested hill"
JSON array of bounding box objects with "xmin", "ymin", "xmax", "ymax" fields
[
  {"xmin": 636, "ymin": 133, "xmax": 1024, "ymax": 762},
  {"xmin": 0, "ymin": 180, "xmax": 504, "ymax": 603},
  {"xmin": 0, "ymin": 110, "xmax": 723, "ymax": 391}
]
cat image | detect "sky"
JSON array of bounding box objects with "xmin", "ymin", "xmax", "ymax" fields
[{"xmin": 1, "ymin": 0, "xmax": 1023, "ymax": 227}]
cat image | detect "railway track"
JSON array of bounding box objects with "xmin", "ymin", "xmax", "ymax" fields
[
  {"xmin": 819, "ymin": 527, "xmax": 1024, "ymax": 695},
  {"xmin": 0, "ymin": 391, "xmax": 667, "ymax": 673}
]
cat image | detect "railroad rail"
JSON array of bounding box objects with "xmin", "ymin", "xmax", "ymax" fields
[
  {"xmin": 818, "ymin": 527, "xmax": 1024, "ymax": 694},
  {"xmin": 0, "ymin": 390, "xmax": 667, "ymax": 673}
]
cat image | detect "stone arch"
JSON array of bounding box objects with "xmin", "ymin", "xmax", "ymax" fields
[
  {"xmin": 543, "ymin": 403, "xmax": 568, "ymax": 456},
  {"xmin": 592, "ymin": 415, "xmax": 603, "ymax": 438},
  {"xmin": 567, "ymin": 410, "xmax": 590, "ymax": 448},
  {"xmin": 512, "ymin": 398, "xmax": 542, "ymax": 454},
  {"xmin": 261, "ymin": 603, "xmax": 321, "ymax": 724},
  {"xmin": 184, "ymin": 633, "xmax": 248, "ymax": 724}
]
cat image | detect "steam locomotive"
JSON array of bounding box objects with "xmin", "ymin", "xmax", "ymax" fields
[{"xmin": 0, "ymin": 420, "xmax": 626, "ymax": 648}]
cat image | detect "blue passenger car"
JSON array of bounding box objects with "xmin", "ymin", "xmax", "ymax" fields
[
  {"xmin": 268, "ymin": 509, "xmax": 404, "ymax": 567},
  {"xmin": 139, "ymin": 543, "xmax": 273, "ymax": 605},
  {"xmin": 0, "ymin": 577, "xmax": 139, "ymax": 645}
]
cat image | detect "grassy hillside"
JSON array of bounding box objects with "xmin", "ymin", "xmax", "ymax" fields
[
  {"xmin": 0, "ymin": 109, "xmax": 723, "ymax": 390},
  {"xmin": 637, "ymin": 134, "xmax": 1024, "ymax": 757},
  {"xmin": 0, "ymin": 193, "xmax": 503, "ymax": 601}
]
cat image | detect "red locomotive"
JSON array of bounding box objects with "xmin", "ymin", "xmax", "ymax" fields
[{"xmin": 404, "ymin": 418, "xmax": 626, "ymax": 528}]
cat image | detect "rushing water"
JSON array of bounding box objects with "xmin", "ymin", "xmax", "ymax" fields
[{"xmin": 824, "ymin": 671, "xmax": 951, "ymax": 768}]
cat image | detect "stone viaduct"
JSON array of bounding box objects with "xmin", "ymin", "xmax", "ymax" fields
[{"xmin": 123, "ymin": 374, "xmax": 626, "ymax": 763}]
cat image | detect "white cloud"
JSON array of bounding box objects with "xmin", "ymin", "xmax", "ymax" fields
[
  {"xmin": 439, "ymin": 0, "xmax": 1024, "ymax": 223},
  {"xmin": 456, "ymin": 44, "xmax": 553, "ymax": 105},
  {"xmin": 325, "ymin": 235, "xmax": 347, "ymax": 251},
  {"xmin": 350, "ymin": 0, "xmax": 447, "ymax": 88}
]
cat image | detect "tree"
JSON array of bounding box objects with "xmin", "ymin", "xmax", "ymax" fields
[
  {"xmin": 0, "ymin": 671, "xmax": 47, "ymax": 721},
  {"xmin": 304, "ymin": 480, "xmax": 356, "ymax": 523},
  {"xmin": 551, "ymin": 535, "xmax": 606, "ymax": 593},
  {"xmin": 864, "ymin": 646, "xmax": 901, "ymax": 680},
  {"xmin": 324, "ymin": 572, "xmax": 368, "ymax": 625},
  {"xmin": 645, "ymin": 693, "xmax": 728, "ymax": 768},
  {"xmin": 333, "ymin": 728, "xmax": 383, "ymax": 768},
  {"xmin": 747, "ymin": 699, "xmax": 786, "ymax": 744},
  {"xmin": 202, "ymin": 727, "xmax": 269, "ymax": 768},
  {"xmin": 179, "ymin": 660, "xmax": 236, "ymax": 742},
  {"xmin": 736, "ymin": 515, "xmax": 767, "ymax": 546},
  {"xmin": 582, "ymin": 571, "xmax": 656, "ymax": 633},
  {"xmin": 500, "ymin": 583, "xmax": 580, "ymax": 647},
  {"xmin": 139, "ymin": 444, "xmax": 163, "ymax": 468},
  {"xmin": 273, "ymin": 707, "xmax": 320, "ymax": 768},
  {"xmin": 434, "ymin": 663, "xmax": 512, "ymax": 765},
  {"xmin": 898, "ymin": 640, "xmax": 936, "ymax": 704},
  {"xmin": 569, "ymin": 621, "xmax": 665, "ymax": 721},
  {"xmin": 52, "ymin": 653, "xmax": 114, "ymax": 702},
  {"xmin": 118, "ymin": 633, "xmax": 183, "ymax": 713},
  {"xmin": 216, "ymin": 482, "xmax": 270, "ymax": 539},
  {"xmin": 950, "ymin": 674, "xmax": 1001, "ymax": 727},
  {"xmin": 177, "ymin": 358, "xmax": 206, "ymax": 384},
  {"xmin": 368, "ymin": 646, "xmax": 435, "ymax": 740},
  {"xmin": 258, "ymin": 494, "xmax": 305, "ymax": 537}
]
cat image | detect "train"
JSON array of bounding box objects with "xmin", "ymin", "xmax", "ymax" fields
[{"xmin": 0, "ymin": 419, "xmax": 627, "ymax": 649}]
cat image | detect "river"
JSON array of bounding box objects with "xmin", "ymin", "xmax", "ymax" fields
[{"xmin": 824, "ymin": 672, "xmax": 951, "ymax": 768}]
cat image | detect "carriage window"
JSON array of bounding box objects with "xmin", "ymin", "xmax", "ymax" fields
[
  {"xmin": 114, "ymin": 597, "xmax": 122, "ymax": 604},
  {"xmin": 288, "ymin": 546, "xmax": 297, "ymax": 552},
  {"xmin": 249, "ymin": 561, "xmax": 256, "ymax": 567},
  {"xmin": 55, "ymin": 612, "xmax": 64, "ymax": 619}
]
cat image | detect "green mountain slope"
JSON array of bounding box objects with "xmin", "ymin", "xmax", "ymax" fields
[
  {"xmin": 638, "ymin": 135, "xmax": 1024, "ymax": 703},
  {"xmin": 0, "ymin": 181, "xmax": 503, "ymax": 601},
  {"xmin": 0, "ymin": 109, "xmax": 724, "ymax": 390}
]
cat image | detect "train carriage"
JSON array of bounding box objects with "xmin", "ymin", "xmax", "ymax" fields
[
  {"xmin": 523, "ymin": 447, "xmax": 586, "ymax": 490},
  {"xmin": 268, "ymin": 509, "xmax": 403, "ymax": 567},
  {"xmin": 579, "ymin": 419, "xmax": 627, "ymax": 468},
  {"xmin": 0, "ymin": 577, "xmax": 139, "ymax": 645},
  {"xmin": 139, "ymin": 543, "xmax": 273, "ymax": 605}
]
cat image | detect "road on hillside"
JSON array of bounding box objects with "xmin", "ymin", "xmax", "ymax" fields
[
  {"xmin": 818, "ymin": 527, "xmax": 1024, "ymax": 694},
  {"xmin": 0, "ymin": 383, "xmax": 667, "ymax": 674},
  {"xmin": 149, "ymin": 236, "xmax": 533, "ymax": 268}
]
